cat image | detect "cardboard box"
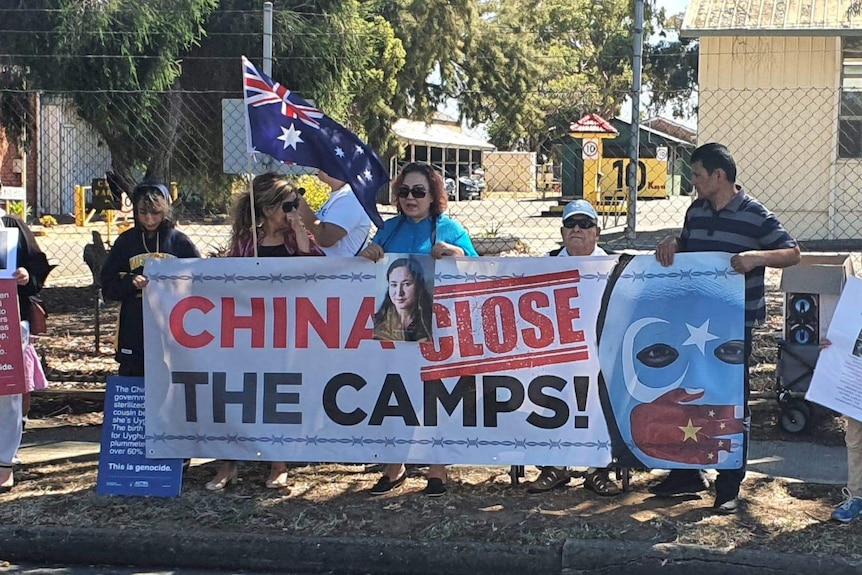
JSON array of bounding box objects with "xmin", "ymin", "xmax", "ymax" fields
[{"xmin": 780, "ymin": 254, "xmax": 857, "ymax": 340}]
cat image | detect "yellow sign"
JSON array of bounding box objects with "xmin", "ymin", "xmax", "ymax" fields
[{"xmin": 600, "ymin": 158, "xmax": 668, "ymax": 200}]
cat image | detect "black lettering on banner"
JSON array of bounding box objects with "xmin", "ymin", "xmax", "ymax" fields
[
  {"xmin": 263, "ymin": 372, "xmax": 302, "ymax": 424},
  {"xmin": 323, "ymin": 373, "xmax": 367, "ymax": 426},
  {"xmin": 369, "ymin": 374, "xmax": 420, "ymax": 426},
  {"xmin": 573, "ymin": 375, "xmax": 589, "ymax": 429},
  {"xmin": 424, "ymin": 376, "xmax": 477, "ymax": 427},
  {"xmin": 482, "ymin": 375, "xmax": 525, "ymax": 427},
  {"xmin": 213, "ymin": 372, "xmax": 257, "ymax": 423},
  {"xmin": 526, "ymin": 375, "xmax": 569, "ymax": 429},
  {"xmin": 171, "ymin": 371, "xmax": 209, "ymax": 422}
]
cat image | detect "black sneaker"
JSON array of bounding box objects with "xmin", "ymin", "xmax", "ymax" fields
[
  {"xmin": 424, "ymin": 477, "xmax": 447, "ymax": 497},
  {"xmin": 369, "ymin": 473, "xmax": 406, "ymax": 496},
  {"xmin": 526, "ymin": 467, "xmax": 570, "ymax": 494},
  {"xmin": 648, "ymin": 470, "xmax": 709, "ymax": 497}
]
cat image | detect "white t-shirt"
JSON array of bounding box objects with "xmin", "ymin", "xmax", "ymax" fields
[
  {"xmin": 556, "ymin": 245, "xmax": 607, "ymax": 257},
  {"xmin": 316, "ymin": 185, "xmax": 372, "ymax": 257}
]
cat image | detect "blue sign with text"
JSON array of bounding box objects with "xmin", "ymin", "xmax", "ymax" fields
[{"xmin": 96, "ymin": 376, "xmax": 183, "ymax": 497}]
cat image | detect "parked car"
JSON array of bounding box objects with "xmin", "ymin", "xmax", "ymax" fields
[{"xmin": 447, "ymin": 164, "xmax": 485, "ymax": 201}]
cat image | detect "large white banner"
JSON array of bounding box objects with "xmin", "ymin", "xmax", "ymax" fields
[
  {"xmin": 807, "ymin": 276, "xmax": 862, "ymax": 421},
  {"xmin": 144, "ymin": 253, "xmax": 746, "ymax": 469},
  {"xmin": 144, "ymin": 255, "xmax": 617, "ymax": 467}
]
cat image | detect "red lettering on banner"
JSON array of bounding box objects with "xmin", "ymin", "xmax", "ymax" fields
[
  {"xmin": 273, "ymin": 297, "xmax": 288, "ymax": 348},
  {"xmin": 554, "ymin": 287, "xmax": 585, "ymax": 344},
  {"xmin": 519, "ymin": 292, "xmax": 554, "ymax": 348},
  {"xmin": 170, "ymin": 296, "xmax": 215, "ymax": 349},
  {"xmin": 482, "ymin": 296, "xmax": 517, "ymax": 354},
  {"xmin": 455, "ymin": 300, "xmax": 484, "ymax": 357},
  {"xmin": 221, "ymin": 297, "xmax": 266, "ymax": 348},
  {"xmin": 296, "ymin": 297, "xmax": 340, "ymax": 349},
  {"xmin": 421, "ymin": 271, "xmax": 593, "ymax": 381},
  {"xmin": 421, "ymin": 303, "xmax": 454, "ymax": 361}
]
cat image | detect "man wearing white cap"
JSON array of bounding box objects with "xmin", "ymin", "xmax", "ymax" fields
[{"xmin": 525, "ymin": 199, "xmax": 621, "ymax": 496}]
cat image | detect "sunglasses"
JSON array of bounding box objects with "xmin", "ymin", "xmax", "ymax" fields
[
  {"xmin": 563, "ymin": 217, "xmax": 597, "ymax": 229},
  {"xmin": 397, "ymin": 185, "xmax": 428, "ymax": 199},
  {"xmin": 281, "ymin": 198, "xmax": 300, "ymax": 213}
]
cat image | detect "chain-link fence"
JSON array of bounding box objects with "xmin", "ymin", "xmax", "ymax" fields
[{"xmin": 1, "ymin": 82, "xmax": 861, "ymax": 288}]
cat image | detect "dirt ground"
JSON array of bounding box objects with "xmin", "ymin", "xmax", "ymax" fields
[{"xmin": 4, "ymin": 285, "xmax": 858, "ymax": 560}]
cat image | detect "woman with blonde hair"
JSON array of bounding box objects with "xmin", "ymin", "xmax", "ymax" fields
[{"xmin": 206, "ymin": 172, "xmax": 323, "ymax": 492}]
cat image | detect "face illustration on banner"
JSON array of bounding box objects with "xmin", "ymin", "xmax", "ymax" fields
[{"xmin": 598, "ymin": 254, "xmax": 746, "ymax": 469}]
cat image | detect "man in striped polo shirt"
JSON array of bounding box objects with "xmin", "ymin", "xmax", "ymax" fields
[{"xmin": 653, "ymin": 142, "xmax": 801, "ymax": 514}]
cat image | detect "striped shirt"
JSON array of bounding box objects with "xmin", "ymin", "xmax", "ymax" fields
[{"xmin": 679, "ymin": 187, "xmax": 797, "ymax": 327}]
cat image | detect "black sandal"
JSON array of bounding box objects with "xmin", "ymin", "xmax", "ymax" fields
[
  {"xmin": 583, "ymin": 469, "xmax": 621, "ymax": 496},
  {"xmin": 369, "ymin": 473, "xmax": 406, "ymax": 496}
]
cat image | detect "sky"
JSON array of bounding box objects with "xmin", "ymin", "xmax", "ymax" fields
[{"xmin": 659, "ymin": 0, "xmax": 689, "ymax": 17}]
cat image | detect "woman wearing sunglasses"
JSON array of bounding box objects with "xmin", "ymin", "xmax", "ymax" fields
[
  {"xmin": 205, "ymin": 172, "xmax": 323, "ymax": 493},
  {"xmin": 359, "ymin": 161, "xmax": 477, "ymax": 497}
]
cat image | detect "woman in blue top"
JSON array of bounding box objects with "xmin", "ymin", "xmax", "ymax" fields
[{"xmin": 359, "ymin": 161, "xmax": 477, "ymax": 498}]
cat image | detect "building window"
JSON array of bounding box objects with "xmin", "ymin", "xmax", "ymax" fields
[{"xmin": 840, "ymin": 38, "xmax": 862, "ymax": 158}]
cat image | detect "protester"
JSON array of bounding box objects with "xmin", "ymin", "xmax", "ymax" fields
[
  {"xmin": 297, "ymin": 170, "xmax": 371, "ymax": 257},
  {"xmin": 101, "ymin": 181, "xmax": 200, "ymax": 377},
  {"xmin": 0, "ymin": 211, "xmax": 52, "ymax": 492},
  {"xmin": 373, "ymin": 257, "xmax": 433, "ymax": 342},
  {"xmin": 359, "ymin": 161, "xmax": 477, "ymax": 497},
  {"xmin": 206, "ymin": 173, "xmax": 324, "ymax": 492},
  {"xmin": 525, "ymin": 199, "xmax": 621, "ymax": 497},
  {"xmin": 818, "ymin": 338, "xmax": 862, "ymax": 522},
  {"xmin": 653, "ymin": 142, "xmax": 800, "ymax": 514}
]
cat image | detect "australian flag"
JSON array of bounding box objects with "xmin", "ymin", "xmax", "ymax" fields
[{"xmin": 242, "ymin": 56, "xmax": 386, "ymax": 227}]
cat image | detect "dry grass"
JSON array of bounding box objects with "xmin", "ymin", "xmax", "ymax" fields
[
  {"xmin": 3, "ymin": 443, "xmax": 862, "ymax": 559},
  {"xmin": 11, "ymin": 284, "xmax": 856, "ymax": 558}
]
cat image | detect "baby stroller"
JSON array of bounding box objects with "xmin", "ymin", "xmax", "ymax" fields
[{"xmin": 775, "ymin": 339, "xmax": 820, "ymax": 433}]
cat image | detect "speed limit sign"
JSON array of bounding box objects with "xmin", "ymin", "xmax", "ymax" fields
[
  {"xmin": 656, "ymin": 146, "xmax": 669, "ymax": 162},
  {"xmin": 582, "ymin": 139, "xmax": 599, "ymax": 160}
]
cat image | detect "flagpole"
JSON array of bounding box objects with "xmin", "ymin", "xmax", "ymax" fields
[
  {"xmin": 247, "ymin": 3, "xmax": 273, "ymax": 258},
  {"xmin": 247, "ymin": 161, "xmax": 259, "ymax": 258}
]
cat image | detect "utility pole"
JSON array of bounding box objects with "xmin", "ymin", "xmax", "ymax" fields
[{"xmin": 626, "ymin": 0, "xmax": 645, "ymax": 241}]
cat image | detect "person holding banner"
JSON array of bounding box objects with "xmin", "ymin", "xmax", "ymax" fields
[
  {"xmin": 526, "ymin": 199, "xmax": 621, "ymax": 497},
  {"xmin": 101, "ymin": 181, "xmax": 200, "ymax": 377},
  {"xmin": 817, "ymin": 338, "xmax": 862, "ymax": 522},
  {"xmin": 0, "ymin": 212, "xmax": 52, "ymax": 492},
  {"xmin": 359, "ymin": 161, "xmax": 477, "ymax": 497},
  {"xmin": 297, "ymin": 170, "xmax": 371, "ymax": 257},
  {"xmin": 206, "ymin": 173, "xmax": 324, "ymax": 492},
  {"xmin": 653, "ymin": 142, "xmax": 800, "ymax": 514}
]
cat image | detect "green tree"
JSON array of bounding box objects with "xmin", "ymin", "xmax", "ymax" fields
[
  {"xmin": 0, "ymin": 0, "xmax": 219, "ymax": 191},
  {"xmin": 459, "ymin": 0, "xmax": 649, "ymax": 152},
  {"xmin": 643, "ymin": 11, "xmax": 699, "ymax": 119},
  {"xmin": 372, "ymin": 0, "xmax": 477, "ymax": 119},
  {"xmin": 0, "ymin": 1, "xmax": 406, "ymax": 212}
]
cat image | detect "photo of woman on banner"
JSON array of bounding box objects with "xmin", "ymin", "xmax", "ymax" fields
[
  {"xmin": 596, "ymin": 253, "xmax": 746, "ymax": 471},
  {"xmin": 373, "ymin": 255, "xmax": 434, "ymax": 342}
]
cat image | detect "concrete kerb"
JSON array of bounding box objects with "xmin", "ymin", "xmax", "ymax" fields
[{"xmin": 0, "ymin": 526, "xmax": 860, "ymax": 575}]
